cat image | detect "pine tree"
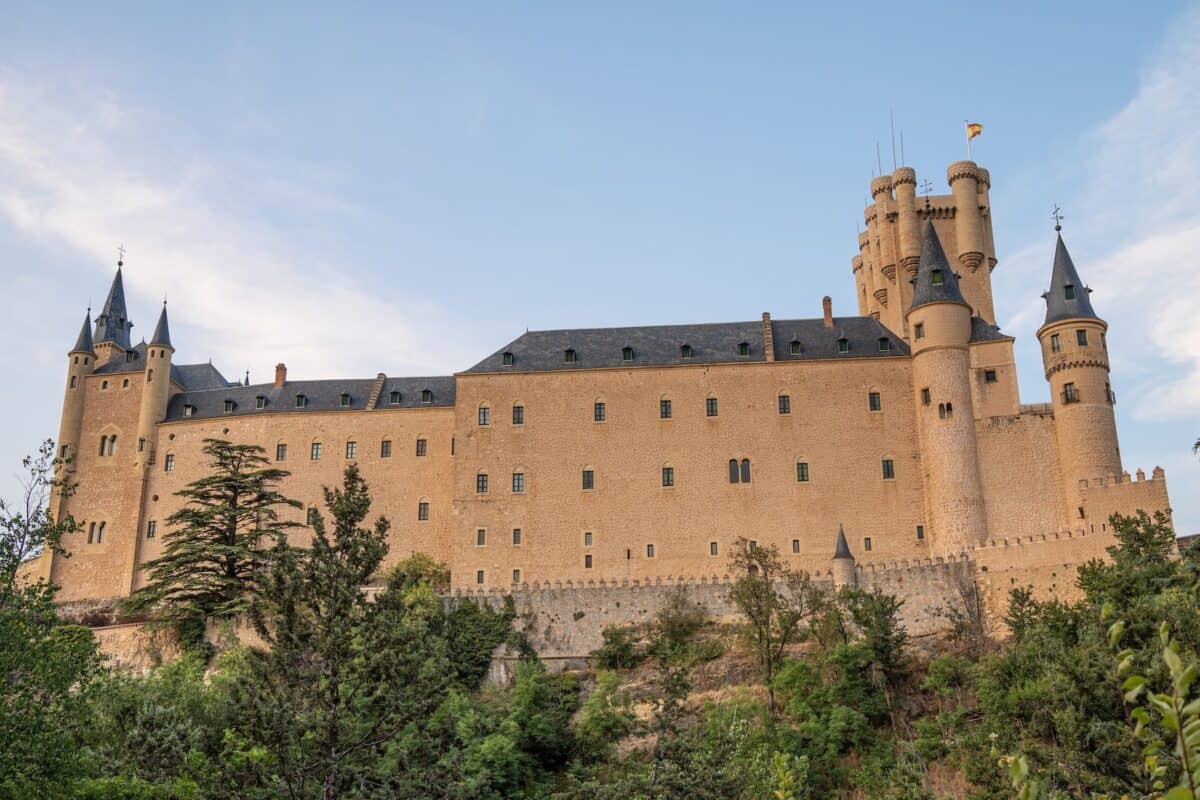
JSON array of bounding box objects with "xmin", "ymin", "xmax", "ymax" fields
[{"xmin": 124, "ymin": 439, "xmax": 300, "ymax": 630}]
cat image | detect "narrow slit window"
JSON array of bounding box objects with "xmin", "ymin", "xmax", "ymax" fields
[{"xmin": 778, "ymin": 394, "xmax": 791, "ymax": 415}]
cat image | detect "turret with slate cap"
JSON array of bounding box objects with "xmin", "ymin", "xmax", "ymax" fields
[
  {"xmin": 135, "ymin": 300, "xmax": 175, "ymax": 469},
  {"xmin": 71, "ymin": 308, "xmax": 95, "ymax": 355},
  {"xmin": 56, "ymin": 309, "xmax": 98, "ymax": 492},
  {"xmin": 831, "ymin": 525, "xmax": 857, "ymax": 588},
  {"xmin": 94, "ymin": 261, "xmax": 134, "ymax": 352}
]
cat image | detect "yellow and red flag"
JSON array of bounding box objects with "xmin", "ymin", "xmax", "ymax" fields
[{"xmin": 966, "ymin": 122, "xmax": 984, "ymax": 139}]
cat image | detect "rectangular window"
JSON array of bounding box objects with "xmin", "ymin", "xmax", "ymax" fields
[
  {"xmin": 345, "ymin": 441, "xmax": 357, "ymax": 460},
  {"xmin": 164, "ymin": 454, "xmax": 175, "ymax": 472},
  {"xmin": 1076, "ymin": 329, "xmax": 1088, "ymax": 346},
  {"xmin": 307, "ymin": 508, "xmax": 318, "ymax": 526},
  {"xmin": 916, "ymin": 525, "xmax": 925, "ymax": 541},
  {"xmin": 512, "ymin": 405, "xmax": 524, "ymax": 425},
  {"xmin": 750, "ymin": 540, "xmax": 757, "ymax": 551},
  {"xmin": 864, "ymin": 537, "xmax": 873, "ymax": 552},
  {"xmin": 585, "ymin": 554, "xmax": 593, "ymax": 569},
  {"xmin": 1050, "ymin": 333, "xmax": 1061, "ymax": 353},
  {"xmin": 914, "ymin": 323, "xmax": 925, "ymax": 340},
  {"xmin": 646, "ymin": 544, "xmax": 655, "ymax": 558},
  {"xmin": 1062, "ymin": 382, "xmax": 1080, "ymax": 404},
  {"xmin": 512, "ymin": 472, "xmax": 525, "ymax": 493},
  {"xmin": 276, "ymin": 443, "xmax": 287, "ymax": 461},
  {"xmin": 710, "ymin": 542, "xmax": 718, "ymax": 556},
  {"xmin": 868, "ymin": 391, "xmax": 881, "ymax": 411},
  {"xmin": 792, "ymin": 539, "xmax": 800, "ymax": 553},
  {"xmin": 138, "ymin": 437, "xmax": 145, "ymax": 453},
  {"xmin": 882, "ymin": 459, "xmax": 895, "ymax": 480},
  {"xmin": 594, "ymin": 402, "xmax": 606, "ymax": 422},
  {"xmin": 417, "ymin": 502, "xmax": 429, "ymax": 521},
  {"xmin": 476, "ymin": 473, "xmax": 488, "ymax": 494},
  {"xmin": 921, "ymin": 387, "xmax": 931, "ymax": 406},
  {"xmin": 256, "ymin": 396, "xmax": 266, "ymax": 410},
  {"xmin": 476, "ymin": 529, "xmax": 486, "ymax": 547},
  {"xmin": 146, "ymin": 520, "xmax": 157, "ymax": 539},
  {"xmin": 778, "ymin": 394, "xmax": 791, "ymax": 415},
  {"xmin": 661, "ymin": 467, "xmax": 675, "ymax": 487},
  {"xmin": 837, "ymin": 338, "xmax": 849, "ymax": 354},
  {"xmin": 513, "ymin": 569, "xmax": 521, "ymax": 584},
  {"xmin": 476, "ymin": 570, "xmax": 485, "ymax": 585},
  {"xmin": 584, "ymin": 531, "xmax": 593, "ymax": 546},
  {"xmin": 416, "ymin": 438, "xmax": 427, "ymax": 457},
  {"xmin": 478, "ymin": 406, "xmax": 491, "ymax": 426},
  {"xmin": 311, "ymin": 443, "xmax": 322, "ymax": 460},
  {"xmin": 512, "ymin": 528, "xmax": 522, "ymax": 546},
  {"xmin": 706, "ymin": 397, "xmax": 718, "ymax": 417},
  {"xmin": 796, "ymin": 461, "xmax": 809, "ymax": 482},
  {"xmin": 224, "ymin": 400, "xmax": 234, "ymax": 413},
  {"xmin": 582, "ymin": 469, "xmax": 594, "ymax": 490},
  {"xmin": 70, "ymin": 375, "xmax": 78, "ymax": 388},
  {"xmin": 984, "ymin": 369, "xmax": 998, "ymax": 383},
  {"xmin": 59, "ymin": 445, "xmax": 68, "ymax": 459},
  {"xmin": 1064, "ymin": 284, "xmax": 1076, "ymax": 300},
  {"xmin": 660, "ymin": 399, "xmax": 672, "ymax": 419},
  {"xmin": 380, "ymin": 440, "xmax": 392, "ymax": 458}
]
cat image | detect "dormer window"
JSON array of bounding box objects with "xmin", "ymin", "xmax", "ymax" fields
[
  {"xmin": 255, "ymin": 396, "xmax": 266, "ymax": 410},
  {"xmin": 183, "ymin": 404, "xmax": 195, "ymax": 417},
  {"xmin": 837, "ymin": 337, "xmax": 849, "ymax": 354},
  {"xmin": 421, "ymin": 389, "xmax": 432, "ymax": 404},
  {"xmin": 878, "ymin": 337, "xmax": 890, "ymax": 353},
  {"xmin": 622, "ymin": 346, "xmax": 634, "ymax": 362},
  {"xmin": 295, "ymin": 394, "xmax": 308, "ymax": 408},
  {"xmin": 340, "ymin": 393, "xmax": 351, "ymax": 407},
  {"xmin": 737, "ymin": 342, "xmax": 750, "ymax": 357},
  {"xmin": 223, "ymin": 399, "xmax": 235, "ymax": 413},
  {"xmin": 502, "ymin": 351, "xmax": 514, "ymax": 366},
  {"xmin": 789, "ymin": 340, "xmax": 801, "ymax": 355},
  {"xmin": 931, "ymin": 269, "xmax": 944, "ymax": 285},
  {"xmin": 563, "ymin": 349, "xmax": 577, "ymax": 364},
  {"xmin": 1064, "ymin": 284, "xmax": 1076, "ymax": 300},
  {"xmin": 389, "ymin": 390, "xmax": 401, "ymax": 404},
  {"xmin": 680, "ymin": 344, "xmax": 693, "ymax": 359}
]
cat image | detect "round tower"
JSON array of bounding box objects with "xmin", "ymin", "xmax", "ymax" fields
[
  {"xmin": 1037, "ymin": 232, "xmax": 1120, "ymax": 525},
  {"xmin": 56, "ymin": 309, "xmax": 96, "ymax": 483},
  {"xmin": 892, "ymin": 166, "xmax": 921, "ymax": 326},
  {"xmin": 907, "ymin": 221, "xmax": 989, "ymax": 556},
  {"xmin": 135, "ymin": 303, "xmax": 175, "ymax": 469},
  {"xmin": 831, "ymin": 525, "xmax": 857, "ymax": 589}
]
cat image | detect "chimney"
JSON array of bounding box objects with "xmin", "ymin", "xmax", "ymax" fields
[
  {"xmin": 761, "ymin": 312, "xmax": 775, "ymax": 362},
  {"xmin": 822, "ymin": 296, "xmax": 833, "ymax": 328},
  {"xmin": 274, "ymin": 363, "xmax": 287, "ymax": 388}
]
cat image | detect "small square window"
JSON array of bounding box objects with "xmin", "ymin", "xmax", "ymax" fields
[
  {"xmin": 869, "ymin": 391, "xmax": 881, "ymax": 412},
  {"xmin": 594, "ymin": 402, "xmax": 606, "ymax": 422},
  {"xmin": 863, "ymin": 537, "xmax": 873, "ymax": 552},
  {"xmin": 680, "ymin": 344, "xmax": 693, "ymax": 359},
  {"xmin": 789, "ymin": 340, "xmax": 801, "ymax": 355},
  {"xmin": 582, "ymin": 469, "xmax": 595, "ymax": 491},
  {"xmin": 1076, "ymin": 329, "xmax": 1088, "ymax": 346},
  {"xmin": 622, "ymin": 346, "xmax": 634, "ymax": 362},
  {"xmin": 778, "ymin": 394, "xmax": 791, "ymax": 415},
  {"xmin": 340, "ymin": 393, "xmax": 351, "ymax": 407},
  {"xmin": 931, "ymin": 269, "xmax": 944, "ymax": 285},
  {"xmin": 146, "ymin": 520, "xmax": 157, "ymax": 539},
  {"xmin": 662, "ymin": 467, "xmax": 675, "ymax": 487},
  {"xmin": 421, "ymin": 389, "xmax": 433, "ymax": 404},
  {"xmin": 478, "ymin": 406, "xmax": 491, "ymax": 426},
  {"xmin": 792, "ymin": 539, "xmax": 800, "ymax": 554},
  {"xmin": 380, "ymin": 440, "xmax": 392, "ymax": 458},
  {"xmin": 276, "ymin": 443, "xmax": 287, "ymax": 461},
  {"xmin": 256, "ymin": 396, "xmax": 266, "ymax": 409},
  {"xmin": 512, "ymin": 569, "xmax": 521, "ymax": 584},
  {"xmin": 882, "ymin": 459, "xmax": 895, "ymax": 480},
  {"xmin": 296, "ymin": 394, "xmax": 307, "ymax": 408},
  {"xmin": 416, "ymin": 438, "xmax": 427, "ymax": 457},
  {"xmin": 184, "ymin": 404, "xmax": 195, "ymax": 417},
  {"xmin": 738, "ymin": 342, "xmax": 750, "ymax": 356},
  {"xmin": 512, "ymin": 528, "xmax": 522, "ymax": 545},
  {"xmin": 164, "ymin": 454, "xmax": 175, "ymax": 472},
  {"xmin": 502, "ymin": 351, "xmax": 514, "ymax": 366},
  {"xmin": 585, "ymin": 554, "xmax": 593, "ymax": 569},
  {"xmin": 916, "ymin": 525, "xmax": 925, "ymax": 541},
  {"xmin": 417, "ymin": 502, "xmax": 429, "ymax": 521},
  {"xmin": 877, "ymin": 337, "xmax": 890, "ymax": 353},
  {"xmin": 1064, "ymin": 284, "xmax": 1076, "ymax": 300},
  {"xmin": 476, "ymin": 529, "xmax": 486, "ymax": 547},
  {"xmin": 389, "ymin": 390, "xmax": 401, "ymax": 404},
  {"xmin": 914, "ymin": 323, "xmax": 925, "ymax": 340},
  {"xmin": 584, "ymin": 531, "xmax": 593, "ymax": 546},
  {"xmin": 564, "ymin": 349, "xmax": 577, "ymax": 364},
  {"xmin": 660, "ymin": 399, "xmax": 672, "ymax": 419},
  {"xmin": 311, "ymin": 443, "xmax": 322, "ymax": 460},
  {"xmin": 512, "ymin": 405, "xmax": 524, "ymax": 425},
  {"xmin": 476, "ymin": 473, "xmax": 489, "ymax": 494},
  {"xmin": 224, "ymin": 399, "xmax": 235, "ymax": 413},
  {"xmin": 476, "ymin": 570, "xmax": 485, "ymax": 585},
  {"xmin": 984, "ymin": 369, "xmax": 998, "ymax": 383},
  {"xmin": 345, "ymin": 441, "xmax": 357, "ymax": 460},
  {"xmin": 646, "ymin": 544, "xmax": 655, "ymax": 558},
  {"xmin": 796, "ymin": 461, "xmax": 809, "ymax": 482},
  {"xmin": 710, "ymin": 542, "xmax": 718, "ymax": 556},
  {"xmin": 837, "ymin": 338, "xmax": 849, "ymax": 354},
  {"xmin": 512, "ymin": 472, "xmax": 525, "ymax": 493},
  {"xmin": 706, "ymin": 397, "xmax": 718, "ymax": 417}
]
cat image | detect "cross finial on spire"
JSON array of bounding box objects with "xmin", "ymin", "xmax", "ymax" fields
[
  {"xmin": 919, "ymin": 179, "xmax": 934, "ymax": 211},
  {"xmin": 1051, "ymin": 204, "xmax": 1064, "ymax": 232},
  {"xmin": 117, "ymin": 244, "xmax": 125, "ymax": 267}
]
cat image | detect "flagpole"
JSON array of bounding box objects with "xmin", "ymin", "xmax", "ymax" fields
[{"xmin": 965, "ymin": 119, "xmax": 972, "ymax": 160}]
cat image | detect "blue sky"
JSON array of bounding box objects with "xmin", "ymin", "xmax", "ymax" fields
[{"xmin": 2, "ymin": 2, "xmax": 1197, "ymax": 532}]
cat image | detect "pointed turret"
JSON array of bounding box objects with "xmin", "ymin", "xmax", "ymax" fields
[
  {"xmin": 910, "ymin": 221, "xmax": 967, "ymax": 311},
  {"xmin": 833, "ymin": 525, "xmax": 852, "ymax": 560},
  {"xmin": 71, "ymin": 308, "xmax": 94, "ymax": 354},
  {"xmin": 831, "ymin": 524, "xmax": 856, "ymax": 588},
  {"xmin": 94, "ymin": 265, "xmax": 133, "ymax": 349},
  {"xmin": 1041, "ymin": 234, "xmax": 1098, "ymax": 325},
  {"xmin": 149, "ymin": 302, "xmax": 172, "ymax": 348}
]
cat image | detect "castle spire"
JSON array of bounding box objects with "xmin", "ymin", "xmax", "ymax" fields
[
  {"xmin": 149, "ymin": 301, "xmax": 172, "ymax": 348},
  {"xmin": 909, "ymin": 221, "xmax": 967, "ymax": 311},
  {"xmin": 71, "ymin": 308, "xmax": 94, "ymax": 354},
  {"xmin": 833, "ymin": 524, "xmax": 852, "ymax": 560},
  {"xmin": 94, "ymin": 263, "xmax": 133, "ymax": 348},
  {"xmin": 1041, "ymin": 233, "xmax": 1099, "ymax": 326}
]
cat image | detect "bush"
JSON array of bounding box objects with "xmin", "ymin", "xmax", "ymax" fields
[{"xmin": 592, "ymin": 624, "xmax": 643, "ymax": 670}]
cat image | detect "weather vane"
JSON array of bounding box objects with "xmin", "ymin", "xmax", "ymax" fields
[
  {"xmin": 920, "ymin": 179, "xmax": 934, "ymax": 211},
  {"xmin": 117, "ymin": 244, "xmax": 126, "ymax": 266},
  {"xmin": 1051, "ymin": 205, "xmax": 1064, "ymax": 232}
]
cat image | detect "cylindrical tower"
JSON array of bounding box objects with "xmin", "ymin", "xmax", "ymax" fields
[
  {"xmin": 907, "ymin": 222, "xmax": 989, "ymax": 556},
  {"xmin": 892, "ymin": 166, "xmax": 921, "ymax": 329},
  {"xmin": 1038, "ymin": 233, "xmax": 1120, "ymax": 525},
  {"xmin": 831, "ymin": 525, "xmax": 857, "ymax": 588},
  {"xmin": 862, "ymin": 207, "xmax": 880, "ymax": 319},
  {"xmin": 976, "ymin": 167, "xmax": 997, "ymax": 273},
  {"xmin": 56, "ymin": 310, "xmax": 96, "ymax": 501},
  {"xmin": 135, "ymin": 304, "xmax": 175, "ymax": 469}
]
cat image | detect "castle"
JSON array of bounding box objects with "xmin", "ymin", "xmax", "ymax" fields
[{"xmin": 30, "ymin": 158, "xmax": 1173, "ymax": 637}]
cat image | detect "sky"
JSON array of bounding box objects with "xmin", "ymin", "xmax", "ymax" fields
[{"xmin": 1, "ymin": 2, "xmax": 1197, "ymax": 532}]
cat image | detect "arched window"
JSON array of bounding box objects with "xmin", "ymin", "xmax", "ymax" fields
[
  {"xmin": 740, "ymin": 459, "xmax": 751, "ymax": 483},
  {"xmin": 87, "ymin": 522, "xmax": 96, "ymax": 544},
  {"xmin": 306, "ymin": 508, "xmax": 318, "ymax": 526},
  {"xmin": 728, "ymin": 459, "xmax": 739, "ymax": 484},
  {"xmin": 99, "ymin": 436, "xmax": 108, "ymax": 456},
  {"xmin": 96, "ymin": 522, "xmax": 106, "ymax": 543},
  {"xmin": 680, "ymin": 344, "xmax": 693, "ymax": 359},
  {"xmin": 105, "ymin": 436, "xmax": 117, "ymax": 456}
]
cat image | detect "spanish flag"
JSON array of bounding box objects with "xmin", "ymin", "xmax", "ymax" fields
[{"xmin": 966, "ymin": 122, "xmax": 983, "ymax": 139}]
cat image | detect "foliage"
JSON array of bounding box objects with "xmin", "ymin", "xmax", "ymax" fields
[{"xmin": 592, "ymin": 624, "xmax": 644, "ymax": 670}]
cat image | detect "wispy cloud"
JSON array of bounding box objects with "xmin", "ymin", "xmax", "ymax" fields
[{"xmin": 0, "ymin": 71, "xmax": 469, "ymax": 381}]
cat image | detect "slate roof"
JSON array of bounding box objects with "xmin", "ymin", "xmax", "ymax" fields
[
  {"xmin": 910, "ymin": 221, "xmax": 967, "ymax": 311},
  {"xmin": 149, "ymin": 304, "xmax": 172, "ymax": 348},
  {"xmin": 71, "ymin": 309, "xmax": 94, "ymax": 353},
  {"xmin": 465, "ymin": 316, "xmax": 908, "ymax": 374},
  {"xmin": 164, "ymin": 375, "xmax": 456, "ymax": 421},
  {"xmin": 93, "ymin": 344, "xmax": 234, "ymax": 392},
  {"xmin": 969, "ymin": 316, "xmax": 1012, "ymax": 343},
  {"xmin": 834, "ymin": 525, "xmax": 853, "ymax": 560},
  {"xmin": 1042, "ymin": 234, "xmax": 1099, "ymax": 326},
  {"xmin": 94, "ymin": 267, "xmax": 133, "ymax": 348}
]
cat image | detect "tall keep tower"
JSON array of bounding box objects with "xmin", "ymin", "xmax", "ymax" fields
[
  {"xmin": 1038, "ymin": 233, "xmax": 1120, "ymax": 524},
  {"xmin": 135, "ymin": 303, "xmax": 174, "ymax": 468},
  {"xmin": 906, "ymin": 222, "xmax": 989, "ymax": 556}
]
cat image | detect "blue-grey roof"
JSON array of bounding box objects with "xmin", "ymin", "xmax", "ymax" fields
[
  {"xmin": 1042, "ymin": 234, "xmax": 1099, "ymax": 326},
  {"xmin": 909, "ymin": 221, "xmax": 967, "ymax": 311},
  {"xmin": 833, "ymin": 525, "xmax": 853, "ymax": 560},
  {"xmin": 164, "ymin": 375, "xmax": 456, "ymax": 421},
  {"xmin": 465, "ymin": 316, "xmax": 908, "ymax": 374},
  {"xmin": 71, "ymin": 309, "xmax": 94, "ymax": 353},
  {"xmin": 150, "ymin": 304, "xmax": 172, "ymax": 348},
  {"xmin": 93, "ymin": 346, "xmax": 234, "ymax": 392},
  {"xmin": 969, "ymin": 316, "xmax": 1012, "ymax": 343},
  {"xmin": 94, "ymin": 266, "xmax": 133, "ymax": 348}
]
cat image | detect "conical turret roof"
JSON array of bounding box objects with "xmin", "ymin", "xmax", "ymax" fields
[
  {"xmin": 1042, "ymin": 234, "xmax": 1099, "ymax": 326},
  {"xmin": 150, "ymin": 302, "xmax": 172, "ymax": 348},
  {"xmin": 909, "ymin": 221, "xmax": 967, "ymax": 312},
  {"xmin": 833, "ymin": 525, "xmax": 853, "ymax": 560},
  {"xmin": 71, "ymin": 308, "xmax": 94, "ymax": 353},
  {"xmin": 94, "ymin": 265, "xmax": 133, "ymax": 348}
]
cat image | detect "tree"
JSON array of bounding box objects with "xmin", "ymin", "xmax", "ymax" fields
[
  {"xmin": 728, "ymin": 538, "xmax": 817, "ymax": 715},
  {"xmin": 124, "ymin": 439, "xmax": 300, "ymax": 637}
]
